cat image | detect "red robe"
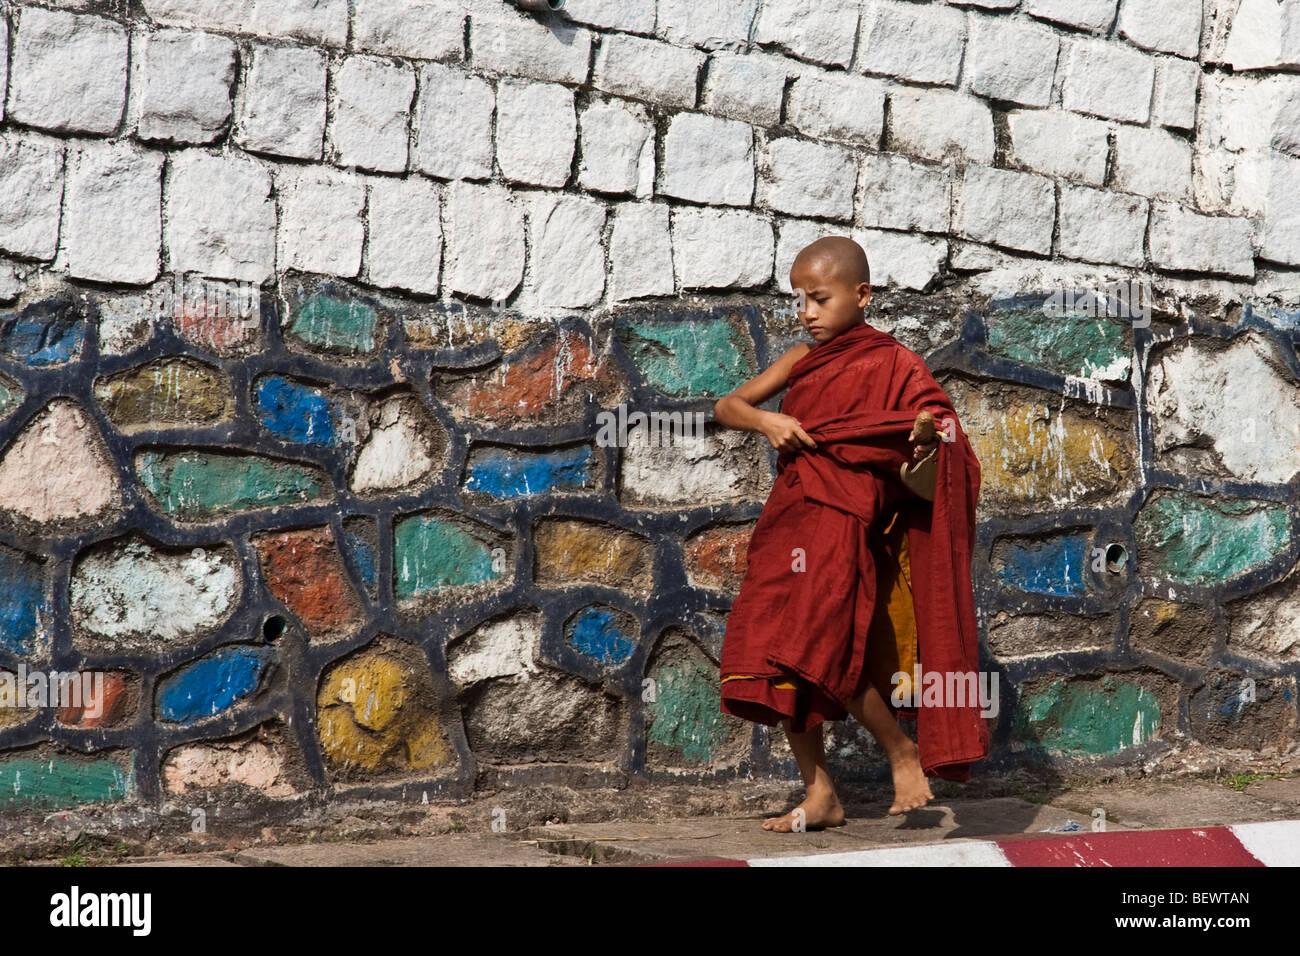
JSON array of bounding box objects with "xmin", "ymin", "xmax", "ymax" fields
[{"xmin": 719, "ymin": 320, "xmax": 989, "ymax": 781}]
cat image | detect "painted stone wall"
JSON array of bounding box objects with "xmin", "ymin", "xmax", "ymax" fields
[{"xmin": 0, "ymin": 0, "xmax": 1298, "ymax": 812}]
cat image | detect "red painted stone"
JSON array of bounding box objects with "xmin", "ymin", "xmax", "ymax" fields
[
  {"xmin": 254, "ymin": 526, "xmax": 361, "ymax": 636},
  {"xmin": 56, "ymin": 672, "xmax": 131, "ymax": 728},
  {"xmin": 997, "ymin": 827, "xmax": 1265, "ymax": 867},
  {"xmin": 685, "ymin": 525, "xmax": 752, "ymax": 592}
]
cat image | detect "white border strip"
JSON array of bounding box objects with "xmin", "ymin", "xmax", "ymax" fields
[
  {"xmin": 747, "ymin": 840, "xmax": 1012, "ymax": 867},
  {"xmin": 1228, "ymin": 820, "xmax": 1300, "ymax": 867}
]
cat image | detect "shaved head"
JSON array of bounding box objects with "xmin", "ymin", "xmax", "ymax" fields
[{"xmin": 791, "ymin": 236, "xmax": 871, "ymax": 286}]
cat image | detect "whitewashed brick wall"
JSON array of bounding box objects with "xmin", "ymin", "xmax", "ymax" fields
[{"xmin": 0, "ymin": 0, "xmax": 1298, "ymax": 304}]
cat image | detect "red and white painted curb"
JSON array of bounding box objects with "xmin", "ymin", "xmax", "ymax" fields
[{"xmin": 670, "ymin": 820, "xmax": 1300, "ymax": 866}]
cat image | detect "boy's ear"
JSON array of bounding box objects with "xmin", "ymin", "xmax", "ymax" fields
[{"xmin": 858, "ymin": 282, "xmax": 872, "ymax": 307}]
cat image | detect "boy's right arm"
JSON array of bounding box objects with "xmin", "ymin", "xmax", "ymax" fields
[{"xmin": 713, "ymin": 344, "xmax": 818, "ymax": 454}]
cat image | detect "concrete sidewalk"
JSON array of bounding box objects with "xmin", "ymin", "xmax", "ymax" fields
[{"xmin": 86, "ymin": 774, "xmax": 1300, "ymax": 867}]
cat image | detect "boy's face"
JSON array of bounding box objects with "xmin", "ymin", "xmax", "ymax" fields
[{"xmin": 789, "ymin": 257, "xmax": 871, "ymax": 344}]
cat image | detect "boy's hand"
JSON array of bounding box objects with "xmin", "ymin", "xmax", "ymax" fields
[
  {"xmin": 761, "ymin": 412, "xmax": 817, "ymax": 454},
  {"xmin": 908, "ymin": 410, "xmax": 939, "ymax": 462}
]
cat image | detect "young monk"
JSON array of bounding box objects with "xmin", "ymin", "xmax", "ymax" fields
[{"xmin": 715, "ymin": 236, "xmax": 988, "ymax": 831}]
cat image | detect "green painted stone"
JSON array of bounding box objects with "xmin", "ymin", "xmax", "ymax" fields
[
  {"xmin": 136, "ymin": 450, "xmax": 330, "ymax": 519},
  {"xmin": 1012, "ymin": 676, "xmax": 1160, "ymax": 755},
  {"xmin": 987, "ymin": 305, "xmax": 1130, "ymax": 382},
  {"xmin": 0, "ymin": 377, "xmax": 21, "ymax": 421},
  {"xmin": 288, "ymin": 294, "xmax": 377, "ymax": 355},
  {"xmin": 648, "ymin": 656, "xmax": 729, "ymax": 764},
  {"xmin": 0, "ymin": 756, "xmax": 131, "ymax": 809},
  {"xmin": 620, "ymin": 318, "xmax": 754, "ymax": 398},
  {"xmin": 94, "ymin": 357, "xmax": 232, "ymax": 430},
  {"xmin": 1135, "ymin": 492, "xmax": 1289, "ymax": 587},
  {"xmin": 394, "ymin": 515, "xmax": 501, "ymax": 599}
]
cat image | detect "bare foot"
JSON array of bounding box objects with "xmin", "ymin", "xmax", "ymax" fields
[
  {"xmin": 887, "ymin": 737, "xmax": 934, "ymax": 815},
  {"xmin": 762, "ymin": 786, "xmax": 846, "ymax": 832}
]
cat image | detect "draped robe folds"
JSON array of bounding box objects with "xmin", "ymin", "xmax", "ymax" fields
[{"xmin": 718, "ymin": 320, "xmax": 990, "ymax": 782}]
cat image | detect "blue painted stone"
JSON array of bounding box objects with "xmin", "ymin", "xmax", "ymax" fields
[
  {"xmin": 463, "ymin": 445, "xmax": 594, "ymax": 499},
  {"xmin": 254, "ymin": 375, "xmax": 340, "ymax": 447},
  {"xmin": 568, "ymin": 606, "xmax": 636, "ymax": 666},
  {"xmin": 1250, "ymin": 304, "xmax": 1300, "ymax": 331},
  {"xmin": 344, "ymin": 529, "xmax": 377, "ymax": 594},
  {"xmin": 157, "ymin": 646, "xmax": 271, "ymax": 724},
  {"xmin": 0, "ymin": 300, "xmax": 84, "ymax": 366},
  {"xmin": 996, "ymin": 534, "xmax": 1090, "ymax": 597},
  {"xmin": 0, "ymin": 549, "xmax": 46, "ymax": 655}
]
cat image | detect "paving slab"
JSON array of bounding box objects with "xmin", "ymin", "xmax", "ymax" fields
[
  {"xmin": 521, "ymin": 796, "xmax": 1124, "ymax": 863},
  {"xmin": 1044, "ymin": 779, "xmax": 1294, "ymax": 830},
  {"xmin": 233, "ymin": 833, "xmax": 588, "ymax": 867}
]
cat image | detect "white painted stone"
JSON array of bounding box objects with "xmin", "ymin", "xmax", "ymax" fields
[
  {"xmin": 130, "ymin": 29, "xmax": 237, "ymax": 145},
  {"xmin": 661, "ymin": 112, "xmax": 754, "ymax": 206},
  {"xmin": 141, "ymin": 0, "xmax": 348, "ymax": 46},
  {"xmin": 852, "ymin": 228, "xmax": 948, "ymax": 291},
  {"xmin": 471, "ymin": 11, "xmax": 591, "ymax": 84},
  {"xmin": 8, "ymin": 8, "xmax": 127, "ymax": 135},
  {"xmin": 352, "ymin": 0, "xmax": 464, "ymax": 60},
  {"xmin": 352, "ymin": 395, "xmax": 438, "ymax": 492},
  {"xmin": 610, "ymin": 203, "xmax": 675, "ymax": 300},
  {"xmin": 0, "ymin": 17, "xmax": 6, "ymax": 123},
  {"xmin": 496, "ymin": 79, "xmax": 576, "ymax": 188},
  {"xmin": 1220, "ymin": 0, "xmax": 1300, "ymax": 71},
  {"xmin": 657, "ymin": 0, "xmax": 758, "ymax": 49},
  {"xmin": 443, "ymin": 182, "xmax": 525, "ymax": 300},
  {"xmin": 233, "ymin": 43, "xmax": 327, "ymax": 160},
  {"xmin": 0, "ymin": 132, "xmax": 64, "ymax": 261},
  {"xmin": 1255, "ymin": 150, "xmax": 1300, "ymax": 266},
  {"xmin": 1006, "ymin": 109, "xmax": 1110, "ymax": 186},
  {"xmin": 1113, "ymin": 124, "xmax": 1193, "ymax": 202},
  {"xmin": 70, "ymin": 536, "xmax": 240, "ymax": 643},
  {"xmin": 759, "ymin": 137, "xmax": 856, "ymax": 220},
  {"xmin": 1151, "ymin": 57, "xmax": 1199, "ymax": 131},
  {"xmin": 622, "ymin": 425, "xmax": 762, "ymax": 506},
  {"xmin": 330, "ymin": 55, "xmax": 415, "ymax": 174},
  {"xmin": 413, "ymin": 63, "xmax": 495, "ymax": 181},
  {"xmin": 367, "ymin": 176, "xmax": 443, "ymax": 295},
  {"xmin": 165, "ymin": 151, "xmax": 277, "ymax": 283},
  {"xmin": 0, "ymin": 400, "xmax": 119, "ymax": 525},
  {"xmin": 1149, "ymin": 201, "xmax": 1254, "ymax": 277},
  {"xmin": 953, "ymin": 164, "xmax": 1055, "ymax": 254},
  {"xmin": 1118, "ymin": 0, "xmax": 1201, "ymax": 57},
  {"xmin": 1230, "ymin": 575, "xmax": 1300, "ymax": 659},
  {"xmin": 857, "ymin": 152, "xmax": 952, "ymax": 233},
  {"xmin": 1199, "ymin": 73, "xmax": 1300, "ymax": 157},
  {"xmin": 889, "ymin": 87, "xmax": 995, "ymax": 165},
  {"xmin": 947, "ymin": 0, "xmax": 1017, "ymax": 8},
  {"xmin": 562, "ymin": 0, "xmax": 656, "ymax": 34},
  {"xmin": 1022, "ymin": 0, "xmax": 1118, "ymax": 32},
  {"xmin": 1061, "ymin": 37, "xmax": 1156, "ymax": 124},
  {"xmin": 97, "ymin": 294, "xmax": 157, "ymax": 356},
  {"xmin": 522, "ymin": 193, "xmax": 607, "ymax": 310},
  {"xmin": 448, "ymin": 613, "xmax": 542, "ymax": 684},
  {"xmin": 593, "ymin": 33, "xmax": 704, "ymax": 109},
  {"xmin": 701, "ymin": 52, "xmax": 790, "ymax": 126},
  {"xmin": 1146, "ymin": 332, "xmax": 1300, "ymax": 484},
  {"xmin": 1057, "ymin": 182, "xmax": 1148, "ymax": 266},
  {"xmin": 672, "ymin": 208, "xmax": 773, "ymax": 288},
  {"xmin": 578, "ymin": 97, "xmax": 655, "ymax": 198},
  {"xmin": 786, "ymin": 69, "xmax": 886, "ymax": 146},
  {"xmin": 774, "ymin": 218, "xmax": 828, "ymax": 292},
  {"xmin": 276, "ymin": 166, "xmax": 365, "ymax": 278},
  {"xmin": 857, "ymin": 0, "xmax": 966, "ymax": 86},
  {"xmin": 64, "ymin": 141, "xmax": 163, "ymax": 286},
  {"xmin": 753, "ymin": 0, "xmax": 859, "ymax": 69},
  {"xmin": 965, "ymin": 13, "xmax": 1059, "ymax": 107}
]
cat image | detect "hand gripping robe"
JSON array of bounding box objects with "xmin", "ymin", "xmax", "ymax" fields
[{"xmin": 719, "ymin": 321, "xmax": 990, "ymax": 781}]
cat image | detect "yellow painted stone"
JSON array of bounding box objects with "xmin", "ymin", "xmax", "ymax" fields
[
  {"xmin": 534, "ymin": 519, "xmax": 651, "ymax": 588},
  {"xmin": 404, "ymin": 715, "xmax": 450, "ymax": 769},
  {"xmin": 947, "ymin": 379, "xmax": 1134, "ymax": 509}
]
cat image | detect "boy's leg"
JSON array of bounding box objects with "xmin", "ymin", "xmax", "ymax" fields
[
  {"xmin": 762, "ymin": 718, "xmax": 846, "ymax": 831},
  {"xmin": 846, "ymin": 681, "xmax": 934, "ymax": 815}
]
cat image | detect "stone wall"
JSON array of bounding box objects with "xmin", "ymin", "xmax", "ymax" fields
[{"xmin": 0, "ymin": 0, "xmax": 1297, "ymax": 812}]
